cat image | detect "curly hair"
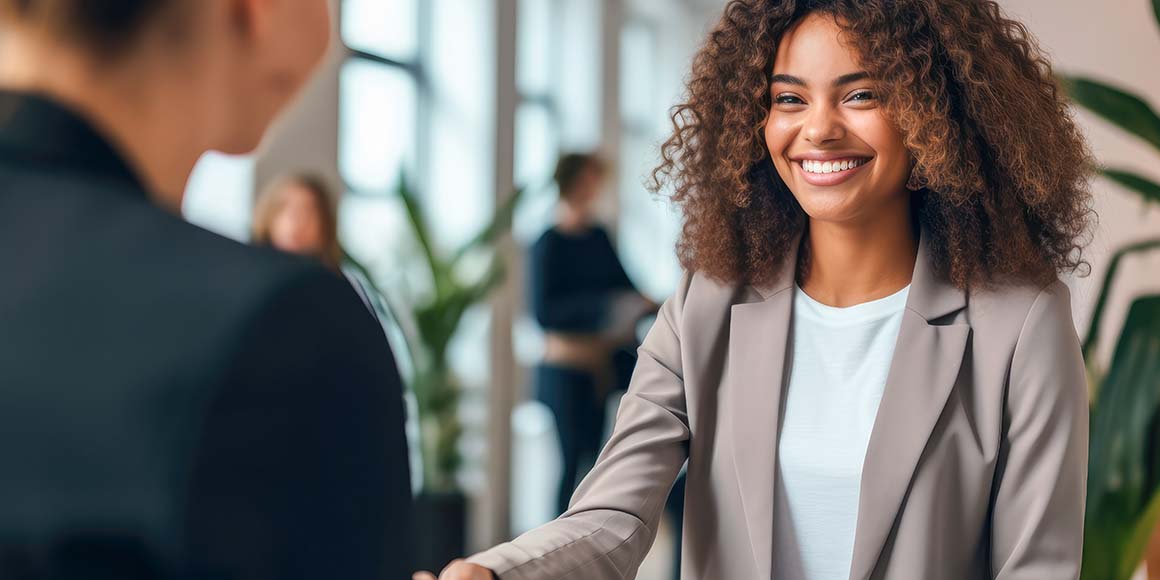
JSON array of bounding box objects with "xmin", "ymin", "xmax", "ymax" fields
[{"xmin": 651, "ymin": 0, "xmax": 1095, "ymax": 290}]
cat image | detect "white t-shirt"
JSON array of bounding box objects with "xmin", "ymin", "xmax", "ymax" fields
[{"xmin": 772, "ymin": 282, "xmax": 910, "ymax": 580}]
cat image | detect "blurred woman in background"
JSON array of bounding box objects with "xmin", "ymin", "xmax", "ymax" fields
[
  {"xmin": 529, "ymin": 153, "xmax": 657, "ymax": 518},
  {"xmin": 253, "ymin": 173, "xmax": 341, "ymax": 268},
  {"xmin": 253, "ymin": 173, "xmax": 378, "ymax": 313}
]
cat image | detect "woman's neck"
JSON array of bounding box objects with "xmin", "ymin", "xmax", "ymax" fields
[
  {"xmin": 799, "ymin": 205, "xmax": 918, "ymax": 308},
  {"xmin": 557, "ymin": 202, "xmax": 594, "ymax": 234},
  {"xmin": 0, "ymin": 33, "xmax": 209, "ymax": 211}
]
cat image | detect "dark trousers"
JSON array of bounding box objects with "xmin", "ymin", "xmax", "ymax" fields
[
  {"xmin": 535, "ymin": 362, "xmax": 686, "ymax": 580},
  {"xmin": 535, "ymin": 365, "xmax": 607, "ymax": 517}
]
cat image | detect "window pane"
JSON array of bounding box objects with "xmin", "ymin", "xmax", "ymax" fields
[
  {"xmin": 513, "ymin": 102, "xmax": 559, "ymax": 245},
  {"xmin": 618, "ymin": 132, "xmax": 680, "ymax": 300},
  {"xmin": 339, "ymin": 60, "xmax": 417, "ymax": 195},
  {"xmin": 518, "ymin": 0, "xmax": 553, "ymax": 95},
  {"xmin": 182, "ymin": 152, "xmax": 255, "ymax": 242},
  {"xmin": 620, "ymin": 22, "xmax": 656, "ymax": 127},
  {"xmin": 427, "ymin": 0, "xmax": 494, "ymax": 252},
  {"xmin": 342, "ymin": 0, "xmax": 418, "ymax": 61}
]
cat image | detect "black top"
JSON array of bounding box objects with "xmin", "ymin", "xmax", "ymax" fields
[
  {"xmin": 528, "ymin": 225, "xmax": 638, "ymax": 333},
  {"xmin": 0, "ymin": 93, "xmax": 413, "ymax": 580}
]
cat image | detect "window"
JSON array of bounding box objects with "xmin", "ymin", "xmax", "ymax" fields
[
  {"xmin": 181, "ymin": 152, "xmax": 255, "ymax": 242},
  {"xmin": 617, "ymin": 17, "xmax": 681, "ymax": 300},
  {"xmin": 337, "ymin": 0, "xmax": 496, "ymax": 494}
]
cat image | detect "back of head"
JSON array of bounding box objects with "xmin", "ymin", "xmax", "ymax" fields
[
  {"xmin": 0, "ymin": 0, "xmax": 333, "ymax": 199},
  {"xmin": 0, "ymin": 0, "xmax": 182, "ymax": 58}
]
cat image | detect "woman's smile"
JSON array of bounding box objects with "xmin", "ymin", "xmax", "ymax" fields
[{"xmin": 791, "ymin": 155, "xmax": 874, "ymax": 186}]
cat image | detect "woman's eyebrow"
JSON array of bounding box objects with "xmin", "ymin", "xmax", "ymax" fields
[{"xmin": 770, "ymin": 71, "xmax": 871, "ymax": 87}]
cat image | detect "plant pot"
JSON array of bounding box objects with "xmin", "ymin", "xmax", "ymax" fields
[{"xmin": 415, "ymin": 490, "xmax": 467, "ymax": 574}]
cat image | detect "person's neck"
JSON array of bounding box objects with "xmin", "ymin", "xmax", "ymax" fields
[
  {"xmin": 799, "ymin": 199, "xmax": 918, "ymax": 308},
  {"xmin": 0, "ymin": 34, "xmax": 210, "ymax": 211},
  {"xmin": 557, "ymin": 202, "xmax": 593, "ymax": 234}
]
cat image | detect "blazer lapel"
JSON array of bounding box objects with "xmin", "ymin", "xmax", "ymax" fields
[
  {"xmin": 728, "ymin": 230, "xmax": 801, "ymax": 580},
  {"xmin": 847, "ymin": 226, "xmax": 972, "ymax": 580}
]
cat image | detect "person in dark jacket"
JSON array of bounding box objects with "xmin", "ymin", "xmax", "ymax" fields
[
  {"xmin": 0, "ymin": 1, "xmax": 413, "ymax": 579},
  {"xmin": 529, "ymin": 153, "xmax": 658, "ymax": 518}
]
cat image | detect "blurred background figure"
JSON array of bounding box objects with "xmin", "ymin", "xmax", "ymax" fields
[
  {"xmin": 529, "ymin": 152, "xmax": 657, "ymax": 518},
  {"xmin": 253, "ymin": 173, "xmax": 380, "ymax": 315},
  {"xmin": 254, "ymin": 174, "xmax": 344, "ymax": 269}
]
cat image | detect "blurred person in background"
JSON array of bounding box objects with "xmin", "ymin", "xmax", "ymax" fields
[
  {"xmin": 529, "ymin": 153, "xmax": 657, "ymax": 519},
  {"xmin": 0, "ymin": 1, "xmax": 412, "ymax": 579},
  {"xmin": 253, "ymin": 173, "xmax": 380, "ymax": 316},
  {"xmin": 421, "ymin": 0, "xmax": 1091, "ymax": 579}
]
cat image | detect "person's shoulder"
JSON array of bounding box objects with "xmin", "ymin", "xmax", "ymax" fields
[
  {"xmin": 105, "ymin": 193, "xmax": 363, "ymax": 331},
  {"xmin": 656, "ymin": 270, "xmax": 756, "ymax": 327},
  {"xmin": 968, "ymin": 275, "xmax": 1073, "ymax": 329},
  {"xmin": 533, "ymin": 226, "xmax": 564, "ymax": 244},
  {"xmin": 530, "ymin": 226, "xmax": 569, "ymax": 255}
]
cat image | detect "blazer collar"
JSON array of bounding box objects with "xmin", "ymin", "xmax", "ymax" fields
[
  {"xmin": 750, "ymin": 221, "xmax": 966, "ymax": 322},
  {"xmin": 0, "ymin": 91, "xmax": 146, "ymax": 192},
  {"xmin": 729, "ymin": 219, "xmax": 971, "ymax": 580}
]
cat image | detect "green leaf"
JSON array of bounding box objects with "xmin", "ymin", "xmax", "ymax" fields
[
  {"xmin": 1103, "ymin": 168, "xmax": 1160, "ymax": 207},
  {"xmin": 1061, "ymin": 76, "xmax": 1160, "ymax": 154},
  {"xmin": 1084, "ymin": 296, "xmax": 1160, "ymax": 580},
  {"xmin": 1120, "ymin": 492, "xmax": 1160, "ymax": 580},
  {"xmin": 1154, "ymin": 0, "xmax": 1160, "ymax": 34},
  {"xmin": 395, "ymin": 174, "xmax": 454, "ymax": 299},
  {"xmin": 1082, "ymin": 239, "xmax": 1160, "ymax": 365},
  {"xmin": 451, "ymin": 186, "xmax": 527, "ymax": 265}
]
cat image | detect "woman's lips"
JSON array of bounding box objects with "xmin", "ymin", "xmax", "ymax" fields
[{"xmin": 794, "ymin": 157, "xmax": 872, "ymax": 186}]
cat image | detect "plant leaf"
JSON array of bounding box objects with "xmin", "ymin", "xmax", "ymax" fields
[
  {"xmin": 1103, "ymin": 168, "xmax": 1160, "ymax": 207},
  {"xmin": 1154, "ymin": 0, "xmax": 1160, "ymax": 35},
  {"xmin": 1120, "ymin": 491, "xmax": 1160, "ymax": 580},
  {"xmin": 1060, "ymin": 76, "xmax": 1160, "ymax": 154},
  {"xmin": 451, "ymin": 186, "xmax": 527, "ymax": 265},
  {"xmin": 1084, "ymin": 296, "xmax": 1160, "ymax": 579},
  {"xmin": 395, "ymin": 174, "xmax": 453, "ymax": 299},
  {"xmin": 1082, "ymin": 239, "xmax": 1160, "ymax": 366}
]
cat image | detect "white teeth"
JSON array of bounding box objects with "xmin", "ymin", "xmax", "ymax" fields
[{"xmin": 800, "ymin": 158, "xmax": 865, "ymax": 174}]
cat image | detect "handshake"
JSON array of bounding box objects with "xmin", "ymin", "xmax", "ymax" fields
[{"xmin": 413, "ymin": 560, "xmax": 497, "ymax": 580}]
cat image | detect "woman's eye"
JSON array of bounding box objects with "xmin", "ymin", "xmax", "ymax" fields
[
  {"xmin": 775, "ymin": 94, "xmax": 804, "ymax": 105},
  {"xmin": 847, "ymin": 90, "xmax": 876, "ymax": 102}
]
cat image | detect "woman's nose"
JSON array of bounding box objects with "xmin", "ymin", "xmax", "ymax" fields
[{"xmin": 801, "ymin": 105, "xmax": 846, "ymax": 146}]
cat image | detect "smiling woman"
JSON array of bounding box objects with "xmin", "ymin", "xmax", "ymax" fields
[
  {"xmin": 652, "ymin": 0, "xmax": 1094, "ymax": 292},
  {"xmin": 425, "ymin": 1, "xmax": 1092, "ymax": 580}
]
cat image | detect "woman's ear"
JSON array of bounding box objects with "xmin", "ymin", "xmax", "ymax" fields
[{"xmin": 226, "ymin": 0, "xmax": 268, "ymax": 43}]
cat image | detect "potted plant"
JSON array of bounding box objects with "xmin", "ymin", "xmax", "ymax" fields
[
  {"xmin": 1059, "ymin": 2, "xmax": 1160, "ymax": 577},
  {"xmin": 345, "ymin": 177, "xmax": 525, "ymax": 573}
]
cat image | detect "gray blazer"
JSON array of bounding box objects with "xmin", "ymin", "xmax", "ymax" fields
[{"xmin": 470, "ymin": 223, "xmax": 1089, "ymax": 580}]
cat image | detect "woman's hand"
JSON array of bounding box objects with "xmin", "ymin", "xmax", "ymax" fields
[{"xmin": 412, "ymin": 560, "xmax": 496, "ymax": 580}]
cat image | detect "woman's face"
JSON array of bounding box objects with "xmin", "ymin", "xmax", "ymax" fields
[
  {"xmin": 567, "ymin": 165, "xmax": 607, "ymax": 213},
  {"xmin": 764, "ymin": 13, "xmax": 912, "ymax": 226},
  {"xmin": 268, "ymin": 185, "xmax": 327, "ymax": 257},
  {"xmin": 212, "ymin": 0, "xmax": 333, "ymax": 154}
]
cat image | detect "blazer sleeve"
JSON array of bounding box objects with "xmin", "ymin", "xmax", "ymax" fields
[
  {"xmin": 990, "ymin": 280, "xmax": 1089, "ymax": 580},
  {"xmin": 184, "ymin": 267, "xmax": 413, "ymax": 580},
  {"xmin": 466, "ymin": 273, "xmax": 693, "ymax": 580}
]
